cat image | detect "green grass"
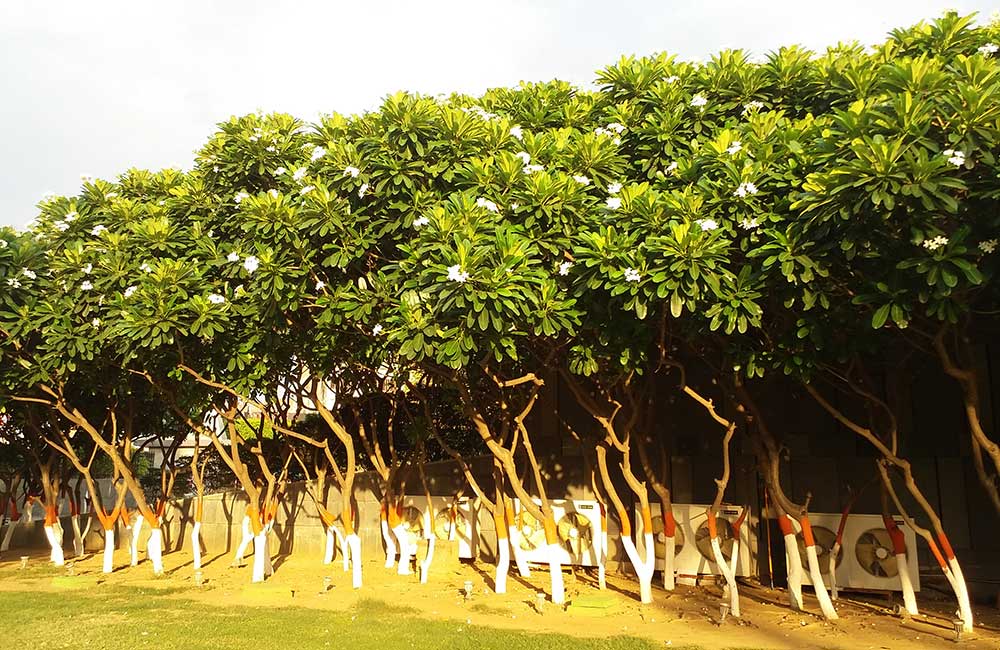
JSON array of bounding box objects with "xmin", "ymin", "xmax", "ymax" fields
[{"xmin": 0, "ymin": 586, "xmax": 662, "ymax": 650}]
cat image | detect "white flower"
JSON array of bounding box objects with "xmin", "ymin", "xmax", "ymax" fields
[
  {"xmin": 124, "ymin": 285, "xmax": 137, "ymax": 298},
  {"xmin": 54, "ymin": 221, "xmax": 69, "ymax": 232},
  {"xmin": 742, "ymin": 101, "xmax": 765, "ymax": 115},
  {"xmin": 234, "ymin": 191, "xmax": 250, "ymax": 204},
  {"xmin": 6, "ymin": 278, "xmax": 21, "ymax": 288},
  {"xmin": 690, "ymin": 94, "xmax": 708, "ymax": 108},
  {"xmin": 21, "ymin": 268, "xmax": 36, "ymax": 280},
  {"xmin": 922, "ymin": 235, "xmax": 949, "ymax": 251},
  {"xmin": 82, "ymin": 263, "xmax": 93, "ymax": 274},
  {"xmin": 594, "ymin": 127, "xmax": 610, "ymax": 136},
  {"xmin": 606, "ymin": 122, "xmax": 626, "ymax": 134},
  {"xmin": 213, "ymin": 165, "xmax": 220, "ymax": 173},
  {"xmin": 523, "ymin": 164, "xmax": 545, "ymax": 174},
  {"xmin": 91, "ymin": 225, "xmax": 107, "ymax": 236},
  {"xmin": 344, "ymin": 165, "xmax": 361, "ymax": 178},
  {"xmin": 310, "ymin": 146, "xmax": 326, "ymax": 162},
  {"xmin": 227, "ymin": 252, "xmax": 240, "ymax": 263},
  {"xmin": 80, "ymin": 280, "xmax": 93, "ymax": 291},
  {"xmin": 978, "ymin": 43, "xmax": 999, "ymax": 56},
  {"xmin": 942, "ymin": 149, "xmax": 966, "ymax": 167},
  {"xmin": 476, "ymin": 197, "xmax": 499, "ymax": 212},
  {"xmin": 140, "ymin": 263, "xmax": 152, "ymax": 273},
  {"xmin": 371, "ymin": 324, "xmax": 384, "ymax": 336},
  {"xmin": 665, "ymin": 75, "xmax": 680, "ymax": 83},
  {"xmin": 726, "ymin": 141, "xmax": 743, "ymax": 155},
  {"xmin": 605, "ymin": 196, "xmax": 622, "ymax": 210},
  {"xmin": 514, "ymin": 151, "xmax": 531, "ymax": 165},
  {"xmin": 740, "ymin": 217, "xmax": 760, "ymax": 230},
  {"xmin": 510, "ymin": 125, "xmax": 523, "ymax": 139},
  {"xmin": 697, "ymin": 218, "xmax": 719, "ymax": 231},
  {"xmin": 509, "ymin": 202, "xmax": 519, "ymax": 211},
  {"xmin": 623, "ymin": 268, "xmax": 641, "ymax": 283},
  {"xmin": 299, "ymin": 185, "xmax": 315, "ymax": 195},
  {"xmin": 64, "ymin": 211, "xmax": 78, "ymax": 222},
  {"xmin": 413, "ymin": 216, "xmax": 430, "ymax": 228},
  {"xmin": 105, "ymin": 192, "xmax": 118, "ymax": 198},
  {"xmin": 572, "ymin": 175, "xmax": 591, "ymax": 186},
  {"xmin": 612, "ymin": 137, "xmax": 621, "ymax": 145},
  {"xmin": 734, "ymin": 181, "xmax": 759, "ymax": 198},
  {"xmin": 978, "ymin": 239, "xmax": 997, "ymax": 254},
  {"xmin": 558, "ymin": 261, "xmax": 574, "ymax": 276},
  {"xmin": 292, "ymin": 167, "xmax": 308, "ymax": 182},
  {"xmin": 91, "ymin": 318, "xmax": 101, "ymax": 328},
  {"xmin": 243, "ymin": 256, "xmax": 260, "ymax": 273},
  {"xmin": 358, "ymin": 183, "xmax": 369, "ymax": 199},
  {"xmin": 607, "ymin": 182, "xmax": 623, "ymax": 195},
  {"xmin": 207, "ymin": 293, "xmax": 226, "ymax": 305},
  {"xmin": 274, "ymin": 166, "xmax": 287, "ymax": 176},
  {"xmin": 666, "ymin": 161, "xmax": 679, "ymax": 173},
  {"xmin": 0, "ymin": 239, "xmax": 7, "ymax": 249},
  {"xmin": 268, "ymin": 189, "xmax": 279, "ymax": 198},
  {"xmin": 315, "ymin": 280, "xmax": 326, "ymax": 291},
  {"xmin": 266, "ymin": 145, "xmax": 277, "ymax": 153},
  {"xmin": 447, "ymin": 264, "xmax": 470, "ymax": 283}
]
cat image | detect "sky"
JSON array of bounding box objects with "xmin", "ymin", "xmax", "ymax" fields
[{"xmin": 0, "ymin": 0, "xmax": 995, "ymax": 229}]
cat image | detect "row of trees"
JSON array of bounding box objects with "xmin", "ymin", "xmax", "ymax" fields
[{"xmin": 1, "ymin": 10, "xmax": 998, "ymax": 630}]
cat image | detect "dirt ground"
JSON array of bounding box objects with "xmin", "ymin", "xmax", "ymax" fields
[{"xmin": 2, "ymin": 543, "xmax": 998, "ymax": 650}]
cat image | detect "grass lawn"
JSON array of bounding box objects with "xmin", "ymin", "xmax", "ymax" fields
[{"xmin": 0, "ymin": 585, "xmax": 672, "ymax": 650}]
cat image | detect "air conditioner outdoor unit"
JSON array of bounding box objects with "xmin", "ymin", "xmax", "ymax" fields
[
  {"xmin": 512, "ymin": 498, "xmax": 602, "ymax": 567},
  {"xmin": 791, "ymin": 513, "xmax": 920, "ymax": 592},
  {"xmin": 398, "ymin": 495, "xmax": 478, "ymax": 559},
  {"xmin": 637, "ymin": 503, "xmax": 754, "ymax": 584}
]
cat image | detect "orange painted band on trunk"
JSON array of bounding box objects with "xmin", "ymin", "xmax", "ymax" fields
[
  {"xmin": 927, "ymin": 538, "xmax": 949, "ymax": 569},
  {"xmin": 663, "ymin": 509, "xmax": 676, "ymax": 537},
  {"xmin": 937, "ymin": 532, "xmax": 956, "ymax": 561},
  {"xmin": 504, "ymin": 503, "xmax": 515, "ymax": 527},
  {"xmin": 387, "ymin": 504, "xmax": 400, "ymax": 528},
  {"xmin": 10, "ymin": 500, "xmax": 19, "ymax": 520},
  {"xmin": 543, "ymin": 516, "xmax": 558, "ymax": 545},
  {"xmin": 249, "ymin": 508, "xmax": 264, "ymax": 535},
  {"xmin": 45, "ymin": 505, "xmax": 58, "ymax": 525},
  {"xmin": 493, "ymin": 508, "xmax": 506, "ymax": 537},
  {"xmin": 777, "ymin": 514, "xmax": 794, "ymax": 536},
  {"xmin": 882, "ymin": 516, "xmax": 907, "ymax": 555},
  {"xmin": 835, "ymin": 505, "xmax": 851, "ymax": 543},
  {"xmin": 640, "ymin": 506, "xmax": 653, "ymax": 536},
  {"xmin": 319, "ymin": 507, "xmax": 336, "ymax": 528},
  {"xmin": 617, "ymin": 507, "xmax": 632, "ymax": 537},
  {"xmin": 707, "ymin": 510, "xmax": 718, "ymax": 539},
  {"xmin": 119, "ymin": 508, "xmax": 130, "ymax": 526},
  {"xmin": 70, "ymin": 498, "xmax": 79, "ymax": 517},
  {"xmin": 195, "ymin": 498, "xmax": 203, "ymax": 523},
  {"xmin": 732, "ymin": 507, "xmax": 747, "ymax": 537},
  {"xmin": 800, "ymin": 515, "xmax": 816, "ymax": 548},
  {"xmin": 342, "ymin": 507, "xmax": 354, "ymax": 535}
]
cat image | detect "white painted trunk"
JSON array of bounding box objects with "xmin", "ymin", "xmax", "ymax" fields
[
  {"xmin": 895, "ymin": 552, "xmax": 918, "ymax": 616},
  {"xmin": 380, "ymin": 517, "xmax": 396, "ymax": 569},
  {"xmin": 508, "ymin": 525, "xmax": 531, "ymax": 577},
  {"xmin": 44, "ymin": 524, "xmax": 65, "ymax": 567},
  {"xmin": 546, "ymin": 542, "xmax": 566, "ymax": 605},
  {"xmin": 251, "ymin": 532, "xmax": 268, "ymax": 583},
  {"xmin": 191, "ymin": 522, "xmax": 203, "ymax": 571},
  {"xmin": 828, "ymin": 542, "xmax": 841, "ymax": 601},
  {"xmin": 232, "ymin": 516, "xmax": 252, "ymax": 566},
  {"xmin": 598, "ymin": 530, "xmax": 608, "ymax": 590},
  {"xmin": 620, "ymin": 534, "xmax": 655, "ymax": 604},
  {"xmin": 0, "ymin": 517, "xmax": 16, "ymax": 552},
  {"xmin": 783, "ymin": 533, "xmax": 804, "ymax": 610},
  {"xmin": 420, "ymin": 538, "xmax": 435, "ymax": 584},
  {"xmin": 332, "ymin": 526, "xmax": 349, "ymax": 572},
  {"xmin": 323, "ymin": 526, "xmax": 336, "ymax": 565},
  {"xmin": 710, "ymin": 537, "xmax": 740, "ymax": 618},
  {"xmin": 70, "ymin": 515, "xmax": 84, "ymax": 557},
  {"xmin": 494, "ymin": 537, "xmax": 510, "ymax": 594},
  {"xmin": 148, "ymin": 528, "xmax": 164, "ymax": 576},
  {"xmin": 129, "ymin": 514, "xmax": 143, "ymax": 567},
  {"xmin": 662, "ymin": 534, "xmax": 676, "ymax": 591},
  {"xmin": 947, "ymin": 556, "xmax": 974, "ymax": 632},
  {"xmin": 102, "ymin": 529, "xmax": 115, "ymax": 573},
  {"xmin": 347, "ymin": 533, "xmax": 362, "ymax": 589},
  {"xmin": 394, "ymin": 524, "xmax": 413, "ymax": 575},
  {"xmin": 804, "ymin": 544, "xmax": 838, "ymax": 620}
]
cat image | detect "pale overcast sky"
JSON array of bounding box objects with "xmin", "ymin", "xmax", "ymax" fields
[{"xmin": 0, "ymin": 1, "xmax": 995, "ymax": 228}]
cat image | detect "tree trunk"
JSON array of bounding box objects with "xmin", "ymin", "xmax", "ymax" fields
[
  {"xmin": 778, "ymin": 515, "xmax": 804, "ymax": 610},
  {"xmin": 102, "ymin": 528, "xmax": 115, "ymax": 573}
]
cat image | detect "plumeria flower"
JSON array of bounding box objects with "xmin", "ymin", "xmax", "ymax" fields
[
  {"xmin": 476, "ymin": 197, "xmax": 499, "ymax": 212},
  {"xmin": 510, "ymin": 125, "xmax": 523, "ymax": 139},
  {"xmin": 607, "ymin": 182, "xmax": 623, "ymax": 195},
  {"xmin": 740, "ymin": 217, "xmax": 760, "ymax": 230},
  {"xmin": 310, "ymin": 146, "xmax": 326, "ymax": 162},
  {"xmin": 91, "ymin": 318, "xmax": 101, "ymax": 328},
  {"xmin": 80, "ymin": 173, "xmax": 94, "ymax": 183},
  {"xmin": 6, "ymin": 278, "xmax": 21, "ymax": 288},
  {"xmin": 605, "ymin": 196, "xmax": 622, "ymax": 210},
  {"xmin": 243, "ymin": 256, "xmax": 260, "ymax": 273},
  {"xmin": 213, "ymin": 165, "xmax": 220, "ymax": 173},
  {"xmin": 292, "ymin": 167, "xmax": 308, "ymax": 182},
  {"xmin": 742, "ymin": 101, "xmax": 765, "ymax": 115},
  {"xmin": 299, "ymin": 185, "xmax": 315, "ymax": 195},
  {"xmin": 266, "ymin": 145, "xmax": 277, "ymax": 153},
  {"xmin": 21, "ymin": 268, "xmax": 37, "ymax": 280},
  {"xmin": 234, "ymin": 191, "xmax": 250, "ymax": 204},
  {"xmin": 606, "ymin": 122, "xmax": 626, "ymax": 134},
  {"xmin": 358, "ymin": 183, "xmax": 369, "ymax": 198},
  {"xmin": 344, "ymin": 165, "xmax": 361, "ymax": 178},
  {"xmin": 509, "ymin": 202, "xmax": 519, "ymax": 211},
  {"xmin": 227, "ymin": 252, "xmax": 240, "ymax": 263},
  {"xmin": 447, "ymin": 264, "xmax": 471, "ymax": 283},
  {"xmin": 623, "ymin": 268, "xmax": 641, "ymax": 283},
  {"xmin": 978, "ymin": 43, "xmax": 999, "ymax": 56},
  {"xmin": 558, "ymin": 261, "xmax": 574, "ymax": 276},
  {"xmin": 697, "ymin": 218, "xmax": 719, "ymax": 231},
  {"xmin": 690, "ymin": 94, "xmax": 708, "ymax": 108},
  {"xmin": 612, "ymin": 137, "xmax": 621, "ymax": 145},
  {"xmin": 82, "ymin": 263, "xmax": 93, "ymax": 274},
  {"xmin": 315, "ymin": 280, "xmax": 326, "ymax": 291},
  {"xmin": 91, "ymin": 225, "xmax": 107, "ymax": 236},
  {"xmin": 0, "ymin": 239, "xmax": 8, "ymax": 249},
  {"xmin": 274, "ymin": 166, "xmax": 287, "ymax": 175},
  {"xmin": 413, "ymin": 216, "xmax": 430, "ymax": 228},
  {"xmin": 514, "ymin": 151, "xmax": 531, "ymax": 165},
  {"xmin": 80, "ymin": 280, "xmax": 93, "ymax": 291},
  {"xmin": 726, "ymin": 141, "xmax": 743, "ymax": 155},
  {"xmin": 734, "ymin": 181, "xmax": 759, "ymax": 198},
  {"xmin": 665, "ymin": 75, "xmax": 680, "ymax": 83},
  {"xmin": 268, "ymin": 189, "xmax": 279, "ymax": 198},
  {"xmin": 523, "ymin": 164, "xmax": 545, "ymax": 174},
  {"xmin": 65, "ymin": 211, "xmax": 78, "ymax": 222},
  {"xmin": 54, "ymin": 221, "xmax": 70, "ymax": 232},
  {"xmin": 942, "ymin": 149, "xmax": 966, "ymax": 167},
  {"xmin": 922, "ymin": 235, "xmax": 949, "ymax": 251},
  {"xmin": 207, "ymin": 293, "xmax": 226, "ymax": 305},
  {"xmin": 572, "ymin": 175, "xmax": 591, "ymax": 186},
  {"xmin": 124, "ymin": 285, "xmax": 138, "ymax": 298},
  {"xmin": 979, "ymin": 239, "xmax": 997, "ymax": 254},
  {"xmin": 666, "ymin": 161, "xmax": 679, "ymax": 173},
  {"xmin": 372, "ymin": 324, "xmax": 384, "ymax": 336},
  {"xmin": 140, "ymin": 263, "xmax": 152, "ymax": 273}
]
